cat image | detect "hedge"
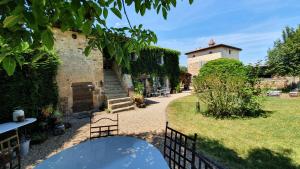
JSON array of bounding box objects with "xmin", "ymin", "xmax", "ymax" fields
[{"xmin": 0, "ymin": 52, "xmax": 59, "ymax": 123}]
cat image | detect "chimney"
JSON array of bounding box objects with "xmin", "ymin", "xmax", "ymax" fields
[{"xmin": 208, "ymin": 39, "xmax": 216, "ymax": 47}]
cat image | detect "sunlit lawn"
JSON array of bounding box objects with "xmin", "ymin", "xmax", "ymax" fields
[{"xmin": 167, "ymin": 95, "xmax": 300, "ymax": 169}]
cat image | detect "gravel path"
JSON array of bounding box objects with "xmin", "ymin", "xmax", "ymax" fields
[{"xmin": 21, "ymin": 92, "xmax": 190, "ymax": 169}]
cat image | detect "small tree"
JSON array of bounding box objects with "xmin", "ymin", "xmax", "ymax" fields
[
  {"xmin": 267, "ymin": 25, "xmax": 300, "ymax": 77},
  {"xmin": 193, "ymin": 58, "xmax": 262, "ymax": 117}
]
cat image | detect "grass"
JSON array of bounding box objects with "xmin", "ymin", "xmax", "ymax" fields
[{"xmin": 167, "ymin": 95, "xmax": 300, "ymax": 169}]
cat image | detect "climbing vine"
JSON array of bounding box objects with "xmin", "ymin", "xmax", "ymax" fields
[{"xmin": 124, "ymin": 46, "xmax": 180, "ymax": 91}]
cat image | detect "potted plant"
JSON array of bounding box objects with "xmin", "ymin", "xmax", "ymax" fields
[
  {"xmin": 50, "ymin": 111, "xmax": 65, "ymax": 136},
  {"xmin": 133, "ymin": 94, "xmax": 146, "ymax": 108}
]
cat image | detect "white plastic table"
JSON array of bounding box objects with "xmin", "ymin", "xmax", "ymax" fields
[
  {"xmin": 35, "ymin": 136, "xmax": 169, "ymax": 169},
  {"xmin": 0, "ymin": 118, "xmax": 37, "ymax": 134}
]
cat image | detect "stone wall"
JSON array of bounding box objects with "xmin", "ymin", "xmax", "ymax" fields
[
  {"xmin": 53, "ymin": 28, "xmax": 104, "ymax": 113},
  {"xmin": 259, "ymin": 76, "xmax": 300, "ymax": 89}
]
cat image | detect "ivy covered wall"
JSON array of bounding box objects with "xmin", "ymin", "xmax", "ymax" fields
[
  {"xmin": 125, "ymin": 46, "xmax": 180, "ymax": 91},
  {"xmin": 0, "ymin": 52, "xmax": 59, "ymax": 123}
]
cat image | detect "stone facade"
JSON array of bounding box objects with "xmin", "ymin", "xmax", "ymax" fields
[
  {"xmin": 53, "ymin": 28, "xmax": 104, "ymax": 113},
  {"xmin": 186, "ymin": 42, "xmax": 241, "ymax": 76}
]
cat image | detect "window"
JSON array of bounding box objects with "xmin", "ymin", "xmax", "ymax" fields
[
  {"xmin": 157, "ymin": 56, "xmax": 164, "ymax": 65},
  {"xmin": 192, "ymin": 55, "xmax": 195, "ymax": 58},
  {"xmin": 229, "ymin": 49, "xmax": 231, "ymax": 54},
  {"xmin": 209, "ymin": 51, "xmax": 213, "ymax": 54},
  {"xmin": 131, "ymin": 53, "xmax": 138, "ymax": 61}
]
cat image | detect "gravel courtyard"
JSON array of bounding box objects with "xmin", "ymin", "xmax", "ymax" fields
[{"xmin": 21, "ymin": 92, "xmax": 190, "ymax": 169}]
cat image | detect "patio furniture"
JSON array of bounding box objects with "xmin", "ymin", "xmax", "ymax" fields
[
  {"xmin": 35, "ymin": 136, "xmax": 169, "ymax": 169},
  {"xmin": 289, "ymin": 89, "xmax": 299, "ymax": 97},
  {"xmin": 0, "ymin": 118, "xmax": 36, "ymax": 169},
  {"xmin": 266, "ymin": 90, "xmax": 281, "ymax": 96},
  {"xmin": 162, "ymin": 88, "xmax": 171, "ymax": 97},
  {"xmin": 164, "ymin": 122, "xmax": 197, "ymax": 169},
  {"xmin": 164, "ymin": 122, "xmax": 225, "ymax": 169},
  {"xmin": 90, "ymin": 113, "xmax": 119, "ymax": 139}
]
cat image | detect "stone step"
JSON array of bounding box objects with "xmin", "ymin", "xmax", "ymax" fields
[
  {"xmin": 105, "ymin": 89, "xmax": 127, "ymax": 93},
  {"xmin": 106, "ymin": 94, "xmax": 128, "ymax": 100},
  {"xmin": 104, "ymin": 81, "xmax": 121, "ymax": 85},
  {"xmin": 108, "ymin": 97, "xmax": 131, "ymax": 105},
  {"xmin": 111, "ymin": 105, "xmax": 135, "ymax": 113},
  {"xmin": 104, "ymin": 88, "xmax": 126, "ymax": 94},
  {"xmin": 109, "ymin": 101, "xmax": 133, "ymax": 110}
]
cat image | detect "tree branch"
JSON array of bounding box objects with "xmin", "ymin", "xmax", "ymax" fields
[{"xmin": 121, "ymin": 0, "xmax": 132, "ymax": 29}]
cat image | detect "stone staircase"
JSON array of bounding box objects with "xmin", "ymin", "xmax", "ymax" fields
[{"xmin": 104, "ymin": 70, "xmax": 134, "ymax": 113}]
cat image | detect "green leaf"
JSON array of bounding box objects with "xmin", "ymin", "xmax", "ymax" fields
[
  {"xmin": 189, "ymin": 0, "xmax": 194, "ymax": 4},
  {"xmin": 135, "ymin": 0, "xmax": 140, "ymax": 13},
  {"xmin": 162, "ymin": 7, "xmax": 167, "ymax": 19},
  {"xmin": 41, "ymin": 29, "xmax": 54, "ymax": 49},
  {"xmin": 111, "ymin": 8, "xmax": 122, "ymax": 19},
  {"xmin": 84, "ymin": 45, "xmax": 92, "ymax": 56},
  {"xmin": 171, "ymin": 0, "xmax": 176, "ymax": 7},
  {"xmin": 2, "ymin": 56, "xmax": 16, "ymax": 76},
  {"xmin": 82, "ymin": 20, "xmax": 93, "ymax": 34},
  {"xmin": 103, "ymin": 8, "xmax": 108, "ymax": 18},
  {"xmin": 0, "ymin": 0, "xmax": 12, "ymax": 5},
  {"xmin": 20, "ymin": 42, "xmax": 30, "ymax": 52},
  {"xmin": 3, "ymin": 15, "xmax": 20, "ymax": 28},
  {"xmin": 140, "ymin": 4, "xmax": 146, "ymax": 16},
  {"xmin": 117, "ymin": 0, "xmax": 122, "ymax": 10},
  {"xmin": 0, "ymin": 55, "xmax": 5, "ymax": 63},
  {"xmin": 156, "ymin": 4, "xmax": 161, "ymax": 14}
]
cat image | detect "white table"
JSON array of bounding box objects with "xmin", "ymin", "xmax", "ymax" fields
[
  {"xmin": 35, "ymin": 136, "xmax": 169, "ymax": 169},
  {"xmin": 0, "ymin": 118, "xmax": 37, "ymax": 134}
]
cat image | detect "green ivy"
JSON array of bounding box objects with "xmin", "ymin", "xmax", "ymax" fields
[
  {"xmin": 125, "ymin": 46, "xmax": 180, "ymax": 91},
  {"xmin": 0, "ymin": 51, "xmax": 59, "ymax": 123}
]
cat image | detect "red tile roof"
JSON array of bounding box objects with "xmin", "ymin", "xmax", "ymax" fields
[{"xmin": 185, "ymin": 44, "xmax": 242, "ymax": 55}]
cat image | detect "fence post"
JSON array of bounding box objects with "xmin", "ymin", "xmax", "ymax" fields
[{"xmin": 191, "ymin": 133, "xmax": 198, "ymax": 169}]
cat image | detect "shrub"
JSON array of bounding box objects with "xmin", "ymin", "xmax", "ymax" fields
[{"xmin": 193, "ymin": 58, "xmax": 262, "ymax": 117}]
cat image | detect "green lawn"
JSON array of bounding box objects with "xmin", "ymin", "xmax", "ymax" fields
[{"xmin": 167, "ymin": 95, "xmax": 300, "ymax": 169}]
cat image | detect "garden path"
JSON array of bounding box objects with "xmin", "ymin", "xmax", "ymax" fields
[{"xmin": 21, "ymin": 91, "xmax": 191, "ymax": 169}]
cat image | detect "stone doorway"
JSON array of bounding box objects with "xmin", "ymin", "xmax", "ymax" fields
[{"xmin": 72, "ymin": 82, "xmax": 93, "ymax": 112}]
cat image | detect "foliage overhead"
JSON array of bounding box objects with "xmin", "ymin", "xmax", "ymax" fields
[
  {"xmin": 0, "ymin": 49, "xmax": 59, "ymax": 123},
  {"xmin": 0, "ymin": 0, "xmax": 193, "ymax": 76},
  {"xmin": 267, "ymin": 25, "xmax": 300, "ymax": 76},
  {"xmin": 193, "ymin": 58, "xmax": 262, "ymax": 117}
]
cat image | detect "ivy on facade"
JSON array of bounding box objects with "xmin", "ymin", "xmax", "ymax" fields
[{"xmin": 124, "ymin": 46, "xmax": 180, "ymax": 91}]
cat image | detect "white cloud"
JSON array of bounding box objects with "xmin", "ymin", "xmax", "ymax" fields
[{"xmin": 158, "ymin": 31, "xmax": 281, "ymax": 65}]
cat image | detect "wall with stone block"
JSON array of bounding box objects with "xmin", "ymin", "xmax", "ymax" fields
[{"xmin": 53, "ymin": 28, "xmax": 104, "ymax": 113}]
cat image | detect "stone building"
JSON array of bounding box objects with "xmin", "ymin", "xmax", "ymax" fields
[
  {"xmin": 53, "ymin": 28, "xmax": 133, "ymax": 114},
  {"xmin": 53, "ymin": 28, "xmax": 105, "ymax": 113},
  {"xmin": 185, "ymin": 39, "xmax": 242, "ymax": 76}
]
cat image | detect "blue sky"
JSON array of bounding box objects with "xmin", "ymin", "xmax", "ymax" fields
[{"xmin": 107, "ymin": 0, "xmax": 300, "ymax": 66}]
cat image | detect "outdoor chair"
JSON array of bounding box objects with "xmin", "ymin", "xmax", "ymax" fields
[
  {"xmin": 0, "ymin": 131, "xmax": 21, "ymax": 169},
  {"xmin": 163, "ymin": 88, "xmax": 171, "ymax": 97},
  {"xmin": 164, "ymin": 122, "xmax": 197, "ymax": 169},
  {"xmin": 151, "ymin": 89, "xmax": 160, "ymax": 97},
  {"xmin": 90, "ymin": 113, "xmax": 119, "ymax": 139},
  {"xmin": 164, "ymin": 122, "xmax": 225, "ymax": 169}
]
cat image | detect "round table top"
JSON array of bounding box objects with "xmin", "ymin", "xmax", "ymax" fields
[{"xmin": 35, "ymin": 136, "xmax": 169, "ymax": 169}]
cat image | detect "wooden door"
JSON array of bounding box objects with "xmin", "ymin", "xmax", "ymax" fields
[{"xmin": 72, "ymin": 82, "xmax": 93, "ymax": 112}]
